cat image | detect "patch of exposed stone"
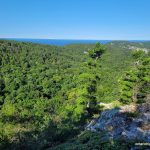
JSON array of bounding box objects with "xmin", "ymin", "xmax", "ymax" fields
[
  {"xmin": 86, "ymin": 103, "xmax": 150, "ymax": 143},
  {"xmin": 128, "ymin": 46, "xmax": 149, "ymax": 53}
]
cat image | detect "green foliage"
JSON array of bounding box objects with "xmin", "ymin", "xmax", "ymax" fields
[
  {"xmin": 88, "ymin": 42, "xmax": 106, "ymax": 59},
  {"xmin": 119, "ymin": 50, "xmax": 150, "ymax": 104},
  {"xmin": 50, "ymin": 131, "xmax": 135, "ymax": 150},
  {"xmin": 1, "ymin": 101, "xmax": 16, "ymax": 117},
  {"xmin": 132, "ymin": 49, "xmax": 146, "ymax": 59},
  {"xmin": 0, "ymin": 41, "xmax": 100, "ymax": 149},
  {"xmin": 0, "ymin": 40, "xmax": 149, "ymax": 149}
]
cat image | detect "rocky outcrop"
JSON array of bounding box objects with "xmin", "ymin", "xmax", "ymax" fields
[{"xmin": 86, "ymin": 103, "xmax": 150, "ymax": 143}]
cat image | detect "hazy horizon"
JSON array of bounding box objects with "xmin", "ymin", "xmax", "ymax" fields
[{"xmin": 1, "ymin": 38, "xmax": 150, "ymax": 41}]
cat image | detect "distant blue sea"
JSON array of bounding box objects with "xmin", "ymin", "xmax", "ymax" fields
[
  {"xmin": 0, "ymin": 38, "xmax": 149, "ymax": 46},
  {"xmin": 0, "ymin": 38, "xmax": 112, "ymax": 46}
]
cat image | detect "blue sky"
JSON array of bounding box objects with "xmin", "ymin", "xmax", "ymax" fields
[{"xmin": 0, "ymin": 0, "xmax": 150, "ymax": 40}]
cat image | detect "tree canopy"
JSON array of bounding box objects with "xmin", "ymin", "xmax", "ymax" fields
[{"xmin": 0, "ymin": 40, "xmax": 149, "ymax": 149}]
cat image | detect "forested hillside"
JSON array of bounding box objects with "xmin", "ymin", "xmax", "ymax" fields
[{"xmin": 0, "ymin": 40, "xmax": 149, "ymax": 150}]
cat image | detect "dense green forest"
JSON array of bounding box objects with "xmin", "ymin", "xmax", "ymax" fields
[{"xmin": 0, "ymin": 40, "xmax": 150, "ymax": 150}]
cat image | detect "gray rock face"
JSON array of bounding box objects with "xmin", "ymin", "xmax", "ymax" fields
[{"xmin": 86, "ymin": 103, "xmax": 150, "ymax": 143}]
